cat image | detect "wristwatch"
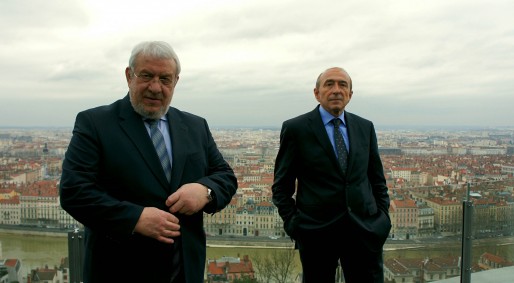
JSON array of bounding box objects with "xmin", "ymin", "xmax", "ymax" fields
[{"xmin": 206, "ymin": 188, "xmax": 214, "ymax": 203}]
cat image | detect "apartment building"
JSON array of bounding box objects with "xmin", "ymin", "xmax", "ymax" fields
[
  {"xmin": 425, "ymin": 197, "xmax": 462, "ymax": 236},
  {"xmin": 390, "ymin": 198, "xmax": 418, "ymax": 239}
]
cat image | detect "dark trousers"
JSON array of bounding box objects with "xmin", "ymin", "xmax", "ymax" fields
[{"xmin": 296, "ymin": 215, "xmax": 385, "ymax": 283}]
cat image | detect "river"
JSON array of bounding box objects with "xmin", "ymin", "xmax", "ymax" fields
[{"xmin": 1, "ymin": 232, "xmax": 513, "ymax": 279}]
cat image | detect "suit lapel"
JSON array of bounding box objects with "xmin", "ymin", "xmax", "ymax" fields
[
  {"xmin": 166, "ymin": 109, "xmax": 189, "ymax": 192},
  {"xmin": 118, "ymin": 95, "xmax": 171, "ymax": 191},
  {"xmin": 345, "ymin": 112, "xmax": 356, "ymax": 174},
  {"xmin": 307, "ymin": 106, "xmax": 341, "ymax": 171}
]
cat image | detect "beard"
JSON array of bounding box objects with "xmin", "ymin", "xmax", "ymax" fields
[{"xmin": 129, "ymin": 91, "xmax": 169, "ymax": 119}]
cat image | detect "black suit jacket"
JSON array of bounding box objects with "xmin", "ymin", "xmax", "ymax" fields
[
  {"xmin": 272, "ymin": 105, "xmax": 391, "ymax": 250},
  {"xmin": 60, "ymin": 95, "xmax": 237, "ymax": 283}
]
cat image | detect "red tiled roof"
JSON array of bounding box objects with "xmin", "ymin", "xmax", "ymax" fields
[
  {"xmin": 481, "ymin": 252, "xmax": 514, "ymax": 266},
  {"xmin": 4, "ymin": 258, "xmax": 20, "ymax": 267}
]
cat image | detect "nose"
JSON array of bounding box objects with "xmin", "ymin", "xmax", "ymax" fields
[
  {"xmin": 332, "ymin": 85, "xmax": 343, "ymax": 93},
  {"xmin": 147, "ymin": 78, "xmax": 163, "ymax": 92}
]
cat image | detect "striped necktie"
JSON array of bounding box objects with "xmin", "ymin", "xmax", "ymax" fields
[
  {"xmin": 146, "ymin": 119, "xmax": 172, "ymax": 182},
  {"xmin": 332, "ymin": 118, "xmax": 348, "ymax": 174}
]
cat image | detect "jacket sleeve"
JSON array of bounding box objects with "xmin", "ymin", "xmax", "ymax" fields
[
  {"xmin": 59, "ymin": 111, "xmax": 143, "ymax": 236},
  {"xmin": 196, "ymin": 119, "xmax": 238, "ymax": 214},
  {"xmin": 368, "ymin": 123, "xmax": 390, "ymax": 214},
  {"xmin": 272, "ymin": 122, "xmax": 298, "ymax": 225}
]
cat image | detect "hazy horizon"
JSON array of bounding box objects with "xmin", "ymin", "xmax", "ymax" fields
[{"xmin": 1, "ymin": 123, "xmax": 513, "ymax": 132}]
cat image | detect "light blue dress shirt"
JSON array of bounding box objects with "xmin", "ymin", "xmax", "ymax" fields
[{"xmin": 319, "ymin": 106, "xmax": 350, "ymax": 155}]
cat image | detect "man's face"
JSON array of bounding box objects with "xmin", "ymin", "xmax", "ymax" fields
[
  {"xmin": 314, "ymin": 68, "xmax": 353, "ymax": 117},
  {"xmin": 125, "ymin": 55, "xmax": 179, "ymax": 119}
]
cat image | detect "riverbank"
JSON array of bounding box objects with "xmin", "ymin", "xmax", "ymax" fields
[
  {"xmin": 0, "ymin": 226, "xmax": 295, "ymax": 248},
  {"xmin": 1, "ymin": 225, "xmax": 512, "ymax": 251},
  {"xmin": 0, "ymin": 226, "xmax": 67, "ymax": 238},
  {"xmin": 0, "ymin": 226, "xmax": 416, "ymax": 249}
]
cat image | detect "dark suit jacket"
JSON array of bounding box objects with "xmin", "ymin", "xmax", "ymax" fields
[
  {"xmin": 272, "ymin": 105, "xmax": 391, "ymax": 250},
  {"xmin": 60, "ymin": 95, "xmax": 237, "ymax": 283}
]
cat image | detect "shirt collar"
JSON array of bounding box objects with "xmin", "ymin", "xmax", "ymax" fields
[
  {"xmin": 318, "ymin": 105, "xmax": 346, "ymax": 126},
  {"xmin": 142, "ymin": 115, "xmax": 168, "ymax": 123}
]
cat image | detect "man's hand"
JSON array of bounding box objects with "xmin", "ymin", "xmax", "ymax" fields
[
  {"xmin": 134, "ymin": 207, "xmax": 180, "ymax": 244},
  {"xmin": 166, "ymin": 183, "xmax": 210, "ymax": 215}
]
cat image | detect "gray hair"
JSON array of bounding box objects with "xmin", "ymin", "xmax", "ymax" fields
[{"xmin": 128, "ymin": 41, "xmax": 181, "ymax": 75}]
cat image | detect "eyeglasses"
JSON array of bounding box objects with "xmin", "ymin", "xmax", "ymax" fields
[{"xmin": 132, "ymin": 71, "xmax": 175, "ymax": 86}]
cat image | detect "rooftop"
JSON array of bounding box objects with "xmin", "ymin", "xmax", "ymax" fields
[{"xmin": 434, "ymin": 266, "xmax": 514, "ymax": 283}]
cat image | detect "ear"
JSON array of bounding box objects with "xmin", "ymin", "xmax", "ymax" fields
[
  {"xmin": 314, "ymin": 88, "xmax": 321, "ymax": 102},
  {"xmin": 125, "ymin": 67, "xmax": 132, "ymax": 84}
]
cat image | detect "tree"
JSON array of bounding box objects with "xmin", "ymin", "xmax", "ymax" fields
[
  {"xmin": 253, "ymin": 253, "xmax": 274, "ymax": 283},
  {"xmin": 253, "ymin": 248, "xmax": 298, "ymax": 283}
]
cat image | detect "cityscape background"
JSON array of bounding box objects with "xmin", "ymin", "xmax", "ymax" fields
[{"xmin": 1, "ymin": 126, "xmax": 514, "ymax": 282}]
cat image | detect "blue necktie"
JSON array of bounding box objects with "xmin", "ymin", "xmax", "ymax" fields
[
  {"xmin": 146, "ymin": 119, "xmax": 172, "ymax": 182},
  {"xmin": 332, "ymin": 118, "xmax": 348, "ymax": 174}
]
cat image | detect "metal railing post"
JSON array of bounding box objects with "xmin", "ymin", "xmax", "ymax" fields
[
  {"xmin": 460, "ymin": 183, "xmax": 473, "ymax": 283},
  {"xmin": 68, "ymin": 228, "xmax": 85, "ymax": 283}
]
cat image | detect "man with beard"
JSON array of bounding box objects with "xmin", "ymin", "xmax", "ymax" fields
[{"xmin": 60, "ymin": 41, "xmax": 238, "ymax": 283}]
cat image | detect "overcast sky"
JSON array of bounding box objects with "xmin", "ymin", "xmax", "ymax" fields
[{"xmin": 1, "ymin": 0, "xmax": 513, "ymax": 129}]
